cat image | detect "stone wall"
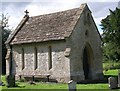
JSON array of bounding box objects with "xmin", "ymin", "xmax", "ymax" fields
[
  {"xmin": 68, "ymin": 7, "xmax": 103, "ymax": 82},
  {"xmin": 8, "ymin": 40, "xmax": 70, "ymax": 83}
]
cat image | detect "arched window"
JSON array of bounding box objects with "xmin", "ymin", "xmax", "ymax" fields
[
  {"xmin": 34, "ymin": 47, "xmax": 38, "ymax": 70},
  {"xmin": 87, "ymin": 13, "xmax": 90, "ymax": 25},
  {"xmin": 84, "ymin": 12, "xmax": 91, "ymax": 25},
  {"xmin": 84, "ymin": 12, "xmax": 87, "ymax": 25},
  {"xmin": 85, "ymin": 30, "xmax": 89, "ymax": 37},
  {"xmin": 21, "ymin": 48, "xmax": 25, "ymax": 70},
  {"xmin": 48, "ymin": 46, "xmax": 52, "ymax": 70}
]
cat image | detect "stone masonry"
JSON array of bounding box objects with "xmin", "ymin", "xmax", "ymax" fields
[{"xmin": 6, "ymin": 3, "xmax": 103, "ymax": 83}]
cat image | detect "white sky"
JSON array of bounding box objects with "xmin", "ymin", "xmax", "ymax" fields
[{"xmin": 0, "ymin": 0, "xmax": 120, "ymax": 34}]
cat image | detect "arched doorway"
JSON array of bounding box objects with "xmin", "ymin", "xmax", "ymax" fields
[
  {"xmin": 82, "ymin": 44, "xmax": 93, "ymax": 80},
  {"xmin": 83, "ymin": 47, "xmax": 89, "ymax": 79}
]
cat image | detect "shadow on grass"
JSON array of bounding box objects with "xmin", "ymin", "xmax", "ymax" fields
[
  {"xmin": 6, "ymin": 82, "xmax": 26, "ymax": 88},
  {"xmin": 6, "ymin": 84, "xmax": 26, "ymax": 88},
  {"xmin": 104, "ymin": 75, "xmax": 118, "ymax": 81},
  {"xmin": 77, "ymin": 75, "xmax": 118, "ymax": 84}
]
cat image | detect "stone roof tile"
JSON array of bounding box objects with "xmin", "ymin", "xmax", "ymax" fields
[{"xmin": 8, "ymin": 3, "xmax": 87, "ymax": 44}]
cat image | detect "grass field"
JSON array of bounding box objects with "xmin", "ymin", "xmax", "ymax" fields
[
  {"xmin": 103, "ymin": 62, "xmax": 120, "ymax": 70},
  {"xmin": 1, "ymin": 62, "xmax": 120, "ymax": 90},
  {"xmin": 1, "ymin": 80, "xmax": 109, "ymax": 90},
  {"xmin": 103, "ymin": 69, "xmax": 118, "ymax": 76},
  {"xmin": 1, "ymin": 69, "xmax": 120, "ymax": 90}
]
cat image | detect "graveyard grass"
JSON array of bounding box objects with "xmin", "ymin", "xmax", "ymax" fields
[
  {"xmin": 0, "ymin": 76, "xmax": 109, "ymax": 90},
  {"xmin": 1, "ymin": 66, "xmax": 120, "ymax": 90}
]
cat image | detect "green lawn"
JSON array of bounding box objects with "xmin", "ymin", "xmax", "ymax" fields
[
  {"xmin": 1, "ymin": 81, "xmax": 109, "ymax": 90},
  {"xmin": 1, "ymin": 69, "xmax": 120, "ymax": 90},
  {"xmin": 103, "ymin": 69, "xmax": 118, "ymax": 76},
  {"xmin": 103, "ymin": 62, "xmax": 120, "ymax": 70}
]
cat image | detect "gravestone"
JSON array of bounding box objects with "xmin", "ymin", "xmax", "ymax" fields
[
  {"xmin": 68, "ymin": 80, "xmax": 76, "ymax": 91},
  {"xmin": 108, "ymin": 77, "xmax": 117, "ymax": 89},
  {"xmin": 0, "ymin": 66, "xmax": 1, "ymax": 85},
  {"xmin": 118, "ymin": 70, "xmax": 120, "ymax": 87},
  {"xmin": 0, "ymin": 81, "xmax": 2, "ymax": 86},
  {"xmin": 6, "ymin": 75, "xmax": 15, "ymax": 87}
]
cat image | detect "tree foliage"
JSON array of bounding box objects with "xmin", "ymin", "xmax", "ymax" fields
[
  {"xmin": 103, "ymin": 43, "xmax": 120, "ymax": 62},
  {"xmin": 0, "ymin": 13, "xmax": 11, "ymax": 74},
  {"xmin": 101, "ymin": 8, "xmax": 120, "ymax": 62}
]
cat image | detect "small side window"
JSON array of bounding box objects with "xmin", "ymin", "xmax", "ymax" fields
[
  {"xmin": 84, "ymin": 12, "xmax": 86, "ymax": 25},
  {"xmin": 87, "ymin": 13, "xmax": 91, "ymax": 25},
  {"xmin": 21, "ymin": 48, "xmax": 25, "ymax": 70},
  {"xmin": 34, "ymin": 47, "xmax": 38, "ymax": 70},
  {"xmin": 48, "ymin": 46, "xmax": 52, "ymax": 70},
  {"xmin": 84, "ymin": 12, "xmax": 91, "ymax": 25},
  {"xmin": 85, "ymin": 30, "xmax": 89, "ymax": 37}
]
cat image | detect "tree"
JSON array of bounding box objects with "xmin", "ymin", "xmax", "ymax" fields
[
  {"xmin": 0, "ymin": 13, "xmax": 11, "ymax": 74},
  {"xmin": 101, "ymin": 7, "xmax": 120, "ymax": 62}
]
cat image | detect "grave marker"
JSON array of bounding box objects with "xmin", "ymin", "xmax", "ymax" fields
[
  {"xmin": 108, "ymin": 77, "xmax": 117, "ymax": 89},
  {"xmin": 68, "ymin": 80, "xmax": 76, "ymax": 91}
]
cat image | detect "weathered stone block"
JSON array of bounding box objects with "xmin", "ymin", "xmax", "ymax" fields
[
  {"xmin": 68, "ymin": 80, "xmax": 76, "ymax": 91},
  {"xmin": 6, "ymin": 75, "xmax": 15, "ymax": 87},
  {"xmin": 108, "ymin": 77, "xmax": 117, "ymax": 89}
]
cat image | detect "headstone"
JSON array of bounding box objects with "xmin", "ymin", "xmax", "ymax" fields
[
  {"xmin": 0, "ymin": 82, "xmax": 2, "ymax": 91},
  {"xmin": 0, "ymin": 68, "xmax": 1, "ymax": 86},
  {"xmin": 6, "ymin": 75, "xmax": 15, "ymax": 87},
  {"xmin": 108, "ymin": 77, "xmax": 117, "ymax": 89},
  {"xmin": 0, "ymin": 82, "xmax": 2, "ymax": 86},
  {"xmin": 118, "ymin": 70, "xmax": 120, "ymax": 87},
  {"xmin": 68, "ymin": 80, "xmax": 76, "ymax": 91}
]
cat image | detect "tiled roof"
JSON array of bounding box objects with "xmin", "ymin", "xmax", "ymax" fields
[{"xmin": 6, "ymin": 3, "xmax": 87, "ymax": 44}]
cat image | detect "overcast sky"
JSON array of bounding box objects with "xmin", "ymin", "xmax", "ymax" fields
[{"xmin": 0, "ymin": 0, "xmax": 120, "ymax": 34}]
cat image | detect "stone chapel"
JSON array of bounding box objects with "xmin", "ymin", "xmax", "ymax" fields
[{"xmin": 5, "ymin": 3, "xmax": 103, "ymax": 83}]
